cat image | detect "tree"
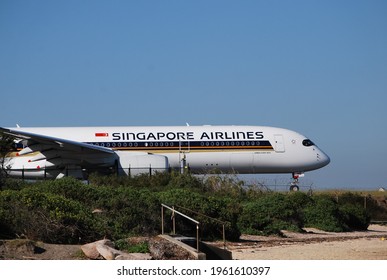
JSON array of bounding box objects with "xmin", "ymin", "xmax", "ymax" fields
[{"xmin": 0, "ymin": 132, "xmax": 16, "ymax": 188}]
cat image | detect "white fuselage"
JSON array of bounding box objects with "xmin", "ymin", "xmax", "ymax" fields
[{"xmin": 2, "ymin": 125, "xmax": 330, "ymax": 179}]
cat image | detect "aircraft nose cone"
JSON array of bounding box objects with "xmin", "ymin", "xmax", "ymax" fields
[{"xmin": 317, "ymin": 150, "xmax": 330, "ymax": 168}]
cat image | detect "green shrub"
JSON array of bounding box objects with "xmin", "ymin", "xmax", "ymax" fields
[
  {"xmin": 302, "ymin": 194, "xmax": 372, "ymax": 232},
  {"xmin": 238, "ymin": 193, "xmax": 305, "ymax": 235},
  {"xmin": 0, "ymin": 188, "xmax": 98, "ymax": 243},
  {"xmin": 303, "ymin": 195, "xmax": 344, "ymax": 232},
  {"xmin": 1, "ymin": 179, "xmax": 29, "ymax": 190},
  {"xmin": 286, "ymin": 192, "xmax": 314, "ymax": 226},
  {"xmin": 166, "ymin": 172, "xmax": 204, "ymax": 191},
  {"xmin": 1, "ymin": 173, "xmax": 380, "ymax": 244},
  {"xmin": 339, "ymin": 203, "xmax": 370, "ymax": 230},
  {"xmin": 114, "ymin": 239, "xmax": 149, "ymax": 253},
  {"xmin": 336, "ymin": 193, "xmax": 387, "ymax": 222},
  {"xmin": 25, "ymin": 177, "xmax": 103, "ymax": 207},
  {"xmin": 0, "ymin": 190, "xmax": 25, "ymax": 238},
  {"xmin": 364, "ymin": 196, "xmax": 387, "ymax": 221},
  {"xmin": 338, "ymin": 192, "xmax": 365, "ymax": 205},
  {"xmin": 102, "ymin": 188, "xmax": 161, "ymax": 239},
  {"xmin": 0, "ymin": 180, "xmax": 163, "ymax": 242},
  {"xmin": 203, "ymin": 174, "xmax": 245, "ymax": 198}
]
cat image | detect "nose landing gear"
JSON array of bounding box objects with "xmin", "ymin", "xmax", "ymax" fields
[
  {"xmin": 290, "ymin": 172, "xmax": 304, "ymax": 191},
  {"xmin": 290, "ymin": 184, "xmax": 299, "ymax": 192}
]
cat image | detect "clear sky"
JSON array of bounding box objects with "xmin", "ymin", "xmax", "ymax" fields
[{"xmin": 1, "ymin": 0, "xmax": 386, "ymax": 190}]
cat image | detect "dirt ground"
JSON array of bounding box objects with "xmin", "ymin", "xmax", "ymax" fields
[
  {"xmin": 229, "ymin": 224, "xmax": 387, "ymax": 260},
  {"xmin": 0, "ymin": 239, "xmax": 83, "ymax": 260},
  {"xmin": 0, "ymin": 236, "xmax": 194, "ymax": 260},
  {"xmin": 1, "ymin": 225, "xmax": 387, "ymax": 260}
]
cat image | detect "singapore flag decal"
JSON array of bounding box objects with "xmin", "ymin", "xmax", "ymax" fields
[{"xmin": 95, "ymin": 133, "xmax": 109, "ymax": 137}]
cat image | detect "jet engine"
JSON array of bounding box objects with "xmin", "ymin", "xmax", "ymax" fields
[{"xmin": 115, "ymin": 151, "xmax": 169, "ymax": 176}]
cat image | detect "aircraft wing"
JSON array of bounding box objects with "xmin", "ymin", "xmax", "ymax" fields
[{"xmin": 0, "ymin": 127, "xmax": 114, "ymax": 154}]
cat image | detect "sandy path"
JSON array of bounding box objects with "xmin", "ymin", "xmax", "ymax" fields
[{"xmin": 230, "ymin": 225, "xmax": 387, "ymax": 260}]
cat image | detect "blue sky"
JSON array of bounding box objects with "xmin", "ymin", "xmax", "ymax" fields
[{"xmin": 1, "ymin": 0, "xmax": 386, "ymax": 189}]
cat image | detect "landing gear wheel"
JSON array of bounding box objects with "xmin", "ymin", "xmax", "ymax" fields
[{"xmin": 290, "ymin": 172, "xmax": 302, "ymax": 192}]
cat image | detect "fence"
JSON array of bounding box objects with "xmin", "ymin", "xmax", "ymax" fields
[{"xmin": 4, "ymin": 166, "xmax": 170, "ymax": 180}]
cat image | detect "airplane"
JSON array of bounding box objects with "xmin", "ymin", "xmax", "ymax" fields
[{"xmin": 0, "ymin": 125, "xmax": 330, "ymax": 190}]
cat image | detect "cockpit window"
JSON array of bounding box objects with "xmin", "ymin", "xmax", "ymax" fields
[{"xmin": 302, "ymin": 139, "xmax": 315, "ymax": 147}]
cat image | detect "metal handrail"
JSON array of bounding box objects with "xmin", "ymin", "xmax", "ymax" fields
[
  {"xmin": 173, "ymin": 204, "xmax": 228, "ymax": 249},
  {"xmin": 161, "ymin": 203, "xmax": 200, "ymax": 252}
]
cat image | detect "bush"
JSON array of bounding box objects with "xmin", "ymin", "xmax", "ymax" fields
[
  {"xmin": 0, "ymin": 179, "xmax": 29, "ymax": 191},
  {"xmin": 0, "ymin": 174, "xmax": 379, "ymax": 245},
  {"xmin": 166, "ymin": 172, "xmax": 204, "ymax": 191},
  {"xmin": 238, "ymin": 193, "xmax": 305, "ymax": 235},
  {"xmin": 0, "ymin": 188, "xmax": 98, "ymax": 243},
  {"xmin": 365, "ymin": 196, "xmax": 387, "ymax": 221},
  {"xmin": 31, "ymin": 177, "xmax": 102, "ymax": 205},
  {"xmin": 303, "ymin": 195, "xmax": 344, "ymax": 232},
  {"xmin": 114, "ymin": 238, "xmax": 149, "ymax": 253},
  {"xmin": 99, "ymin": 187, "xmax": 161, "ymax": 239},
  {"xmin": 88, "ymin": 171, "xmax": 197, "ymax": 191},
  {"xmin": 0, "ymin": 178, "xmax": 164, "ymax": 242},
  {"xmin": 336, "ymin": 192, "xmax": 386, "ymax": 222},
  {"xmin": 339, "ymin": 203, "xmax": 370, "ymax": 230},
  {"xmin": 286, "ymin": 191, "xmax": 314, "ymax": 224},
  {"xmin": 203, "ymin": 174, "xmax": 245, "ymax": 198}
]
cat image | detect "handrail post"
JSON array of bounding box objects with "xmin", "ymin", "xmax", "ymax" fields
[
  {"xmin": 196, "ymin": 224, "xmax": 200, "ymax": 253},
  {"xmin": 161, "ymin": 205, "xmax": 164, "ymax": 234},
  {"xmin": 223, "ymin": 224, "xmax": 226, "ymax": 249},
  {"xmin": 172, "ymin": 206, "xmax": 176, "ymax": 235}
]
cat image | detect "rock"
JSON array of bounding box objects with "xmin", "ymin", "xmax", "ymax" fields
[
  {"xmin": 96, "ymin": 244, "xmax": 121, "ymax": 260},
  {"xmin": 81, "ymin": 238, "xmax": 154, "ymax": 260},
  {"xmin": 81, "ymin": 239, "xmax": 114, "ymax": 259},
  {"xmin": 148, "ymin": 236, "xmax": 194, "ymax": 260}
]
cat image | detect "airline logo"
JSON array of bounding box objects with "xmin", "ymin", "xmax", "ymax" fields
[{"xmin": 111, "ymin": 131, "xmax": 264, "ymax": 141}]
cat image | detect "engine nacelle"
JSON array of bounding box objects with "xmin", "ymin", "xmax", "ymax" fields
[{"xmin": 115, "ymin": 152, "xmax": 169, "ymax": 176}]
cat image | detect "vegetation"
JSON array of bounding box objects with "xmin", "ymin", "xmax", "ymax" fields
[
  {"xmin": 238, "ymin": 192, "xmax": 312, "ymax": 235},
  {"xmin": 0, "ymin": 132, "xmax": 16, "ymax": 190},
  {"xmin": 114, "ymin": 239, "xmax": 149, "ymax": 253},
  {"xmin": 0, "ymin": 173, "xmax": 386, "ymax": 244}
]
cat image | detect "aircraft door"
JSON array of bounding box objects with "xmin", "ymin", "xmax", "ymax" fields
[
  {"xmin": 179, "ymin": 140, "xmax": 190, "ymax": 153},
  {"xmin": 274, "ymin": 134, "xmax": 285, "ymax": 152},
  {"xmin": 179, "ymin": 141, "xmax": 190, "ymax": 173}
]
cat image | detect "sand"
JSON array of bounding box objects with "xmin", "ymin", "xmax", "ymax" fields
[
  {"xmin": 1, "ymin": 225, "xmax": 386, "ymax": 260},
  {"xmin": 230, "ymin": 224, "xmax": 387, "ymax": 260}
]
